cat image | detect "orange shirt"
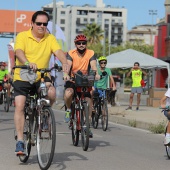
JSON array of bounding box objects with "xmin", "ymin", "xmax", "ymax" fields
[{"xmin": 67, "ymin": 49, "xmax": 96, "ymax": 75}]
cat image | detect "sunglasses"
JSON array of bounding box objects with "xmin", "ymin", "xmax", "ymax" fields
[
  {"xmin": 35, "ymin": 22, "xmax": 48, "ymax": 26},
  {"xmin": 100, "ymin": 62, "xmax": 107, "ymax": 64},
  {"xmin": 76, "ymin": 41, "xmax": 87, "ymax": 45}
]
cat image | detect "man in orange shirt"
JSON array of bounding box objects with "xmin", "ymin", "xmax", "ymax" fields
[{"xmin": 64, "ymin": 34, "xmax": 99, "ymax": 138}]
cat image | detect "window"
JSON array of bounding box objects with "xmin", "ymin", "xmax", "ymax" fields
[
  {"xmin": 61, "ymin": 27, "xmax": 65, "ymax": 31},
  {"xmin": 61, "ymin": 11, "xmax": 65, "ymax": 15},
  {"xmin": 60, "ymin": 19, "xmax": 65, "ymax": 24},
  {"xmin": 90, "ymin": 18, "xmax": 95, "ymax": 22}
]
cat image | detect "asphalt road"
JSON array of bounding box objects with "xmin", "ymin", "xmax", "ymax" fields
[{"xmin": 0, "ymin": 105, "xmax": 169, "ymax": 170}]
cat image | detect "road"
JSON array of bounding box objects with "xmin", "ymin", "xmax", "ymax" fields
[{"xmin": 0, "ymin": 105, "xmax": 169, "ymax": 170}]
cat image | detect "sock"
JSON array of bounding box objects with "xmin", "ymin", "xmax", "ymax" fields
[{"xmin": 66, "ymin": 108, "xmax": 71, "ymax": 112}]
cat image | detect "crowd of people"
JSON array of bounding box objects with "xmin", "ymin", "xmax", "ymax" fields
[{"xmin": 1, "ymin": 10, "xmax": 169, "ymax": 158}]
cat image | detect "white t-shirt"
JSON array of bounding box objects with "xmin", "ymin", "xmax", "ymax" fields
[{"xmin": 165, "ymin": 88, "xmax": 170, "ymax": 106}]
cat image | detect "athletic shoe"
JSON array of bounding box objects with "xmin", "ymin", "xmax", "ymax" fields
[
  {"xmin": 164, "ymin": 136, "xmax": 170, "ymax": 146},
  {"xmin": 15, "ymin": 141, "xmax": 25, "ymax": 155},
  {"xmin": 136, "ymin": 107, "xmax": 139, "ymax": 111},
  {"xmin": 126, "ymin": 106, "xmax": 132, "ymax": 111},
  {"xmin": 64, "ymin": 111, "xmax": 71, "ymax": 123}
]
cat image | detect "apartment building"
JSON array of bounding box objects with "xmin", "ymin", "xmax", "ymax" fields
[
  {"xmin": 42, "ymin": 0, "xmax": 127, "ymax": 50},
  {"xmin": 127, "ymin": 24, "xmax": 158, "ymax": 45}
]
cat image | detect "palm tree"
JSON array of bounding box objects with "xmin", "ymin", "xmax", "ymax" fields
[{"xmin": 83, "ymin": 23, "xmax": 104, "ymax": 45}]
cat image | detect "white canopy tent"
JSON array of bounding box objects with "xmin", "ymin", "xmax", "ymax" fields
[
  {"xmin": 106, "ymin": 49, "xmax": 170, "ymax": 74},
  {"xmin": 106, "ymin": 49, "xmax": 170, "ymax": 88}
]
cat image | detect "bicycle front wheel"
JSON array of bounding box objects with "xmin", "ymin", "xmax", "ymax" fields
[
  {"xmin": 81, "ymin": 102, "xmax": 89, "ymax": 151},
  {"xmin": 4, "ymin": 93, "xmax": 10, "ymax": 112},
  {"xmin": 37, "ymin": 107, "xmax": 56, "ymax": 170},
  {"xmin": 102, "ymin": 100, "xmax": 108, "ymax": 131},
  {"xmin": 91, "ymin": 104, "xmax": 99, "ymax": 129},
  {"xmin": 165, "ymin": 126, "xmax": 170, "ymax": 159}
]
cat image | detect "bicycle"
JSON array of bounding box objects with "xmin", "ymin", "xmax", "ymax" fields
[
  {"xmin": 160, "ymin": 106, "xmax": 170, "ymax": 159},
  {"xmin": 13, "ymin": 64, "xmax": 62, "ymax": 170},
  {"xmin": 69, "ymin": 70, "xmax": 95, "ymax": 151},
  {"xmin": 91, "ymin": 88, "xmax": 108, "ymax": 131},
  {"xmin": 106, "ymin": 88, "xmax": 117, "ymax": 106},
  {"xmin": 0, "ymin": 76, "xmax": 11, "ymax": 112}
]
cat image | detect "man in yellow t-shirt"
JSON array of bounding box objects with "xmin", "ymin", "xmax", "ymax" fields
[
  {"xmin": 13, "ymin": 11, "xmax": 70, "ymax": 156},
  {"xmin": 126, "ymin": 62, "xmax": 147, "ymax": 111}
]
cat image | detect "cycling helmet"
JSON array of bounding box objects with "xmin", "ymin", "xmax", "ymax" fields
[
  {"xmin": 74, "ymin": 34, "xmax": 87, "ymax": 42},
  {"xmin": 98, "ymin": 56, "xmax": 107, "ymax": 62},
  {"xmin": 0, "ymin": 61, "xmax": 7, "ymax": 66}
]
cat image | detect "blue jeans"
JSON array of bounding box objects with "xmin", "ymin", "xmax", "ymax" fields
[{"xmin": 94, "ymin": 88, "xmax": 106, "ymax": 98}]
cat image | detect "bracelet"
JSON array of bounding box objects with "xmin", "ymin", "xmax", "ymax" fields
[{"xmin": 24, "ymin": 61, "xmax": 29, "ymax": 65}]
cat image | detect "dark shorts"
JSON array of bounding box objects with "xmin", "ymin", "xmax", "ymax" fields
[
  {"xmin": 64, "ymin": 81, "xmax": 91, "ymax": 98},
  {"xmin": 13, "ymin": 77, "xmax": 51, "ymax": 97},
  {"xmin": 164, "ymin": 110, "xmax": 170, "ymax": 120}
]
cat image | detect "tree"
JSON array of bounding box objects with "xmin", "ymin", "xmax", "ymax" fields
[{"xmin": 83, "ymin": 23, "xmax": 104, "ymax": 45}]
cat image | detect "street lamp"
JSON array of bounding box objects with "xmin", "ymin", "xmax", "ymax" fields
[{"xmin": 149, "ymin": 10, "xmax": 157, "ymax": 45}]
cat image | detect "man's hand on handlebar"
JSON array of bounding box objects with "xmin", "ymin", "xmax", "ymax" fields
[{"xmin": 28, "ymin": 63, "xmax": 37, "ymax": 71}]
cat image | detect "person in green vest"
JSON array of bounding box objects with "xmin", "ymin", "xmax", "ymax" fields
[{"xmin": 126, "ymin": 62, "xmax": 147, "ymax": 111}]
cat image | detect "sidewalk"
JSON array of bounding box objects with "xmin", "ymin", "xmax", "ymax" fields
[{"xmin": 52, "ymin": 97, "xmax": 167, "ymax": 131}]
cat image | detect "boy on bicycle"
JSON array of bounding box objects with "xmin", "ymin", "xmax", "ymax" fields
[
  {"xmin": 160, "ymin": 87, "xmax": 170, "ymax": 146},
  {"xmin": 92, "ymin": 56, "xmax": 116, "ymax": 100}
]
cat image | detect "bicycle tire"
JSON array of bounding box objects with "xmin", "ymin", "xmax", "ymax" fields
[
  {"xmin": 4, "ymin": 93, "xmax": 10, "ymax": 112},
  {"xmin": 91, "ymin": 105, "xmax": 99, "ymax": 129},
  {"xmin": 19, "ymin": 118, "xmax": 31, "ymax": 163},
  {"xmin": 37, "ymin": 107, "xmax": 56, "ymax": 170},
  {"xmin": 81, "ymin": 102, "xmax": 89, "ymax": 151},
  {"xmin": 165, "ymin": 126, "xmax": 170, "ymax": 159},
  {"xmin": 102, "ymin": 100, "xmax": 108, "ymax": 131},
  {"xmin": 71, "ymin": 104, "xmax": 79, "ymax": 146}
]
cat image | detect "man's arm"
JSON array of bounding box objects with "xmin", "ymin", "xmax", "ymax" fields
[
  {"xmin": 160, "ymin": 95, "xmax": 167, "ymax": 108},
  {"xmin": 90, "ymin": 60, "xmax": 100, "ymax": 80},
  {"xmin": 127, "ymin": 68, "xmax": 133, "ymax": 77},
  {"xmin": 54, "ymin": 49, "xmax": 70, "ymax": 74},
  {"xmin": 141, "ymin": 69, "xmax": 147, "ymax": 76}
]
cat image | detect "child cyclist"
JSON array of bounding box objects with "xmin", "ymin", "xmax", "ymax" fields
[{"xmin": 160, "ymin": 88, "xmax": 170, "ymax": 146}]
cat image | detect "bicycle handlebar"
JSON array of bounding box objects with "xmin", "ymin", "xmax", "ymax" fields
[{"xmin": 13, "ymin": 63, "xmax": 62, "ymax": 73}]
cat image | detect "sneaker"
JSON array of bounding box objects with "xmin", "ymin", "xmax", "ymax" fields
[
  {"xmin": 64, "ymin": 111, "xmax": 71, "ymax": 123},
  {"xmin": 136, "ymin": 107, "xmax": 139, "ymax": 111},
  {"xmin": 164, "ymin": 136, "xmax": 170, "ymax": 146},
  {"xmin": 126, "ymin": 106, "xmax": 132, "ymax": 111},
  {"xmin": 15, "ymin": 141, "xmax": 25, "ymax": 155},
  {"xmin": 89, "ymin": 128, "xmax": 93, "ymax": 138}
]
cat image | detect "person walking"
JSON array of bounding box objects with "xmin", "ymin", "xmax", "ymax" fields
[{"xmin": 126, "ymin": 62, "xmax": 147, "ymax": 111}]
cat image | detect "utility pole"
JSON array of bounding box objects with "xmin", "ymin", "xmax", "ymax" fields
[
  {"xmin": 149, "ymin": 10, "xmax": 157, "ymax": 45},
  {"xmin": 52, "ymin": 0, "xmax": 56, "ymax": 35}
]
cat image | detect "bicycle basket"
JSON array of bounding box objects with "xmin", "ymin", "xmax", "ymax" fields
[{"xmin": 74, "ymin": 70, "xmax": 95, "ymax": 87}]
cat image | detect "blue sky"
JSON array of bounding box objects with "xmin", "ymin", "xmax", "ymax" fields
[{"xmin": 0, "ymin": 0, "xmax": 165, "ymax": 61}]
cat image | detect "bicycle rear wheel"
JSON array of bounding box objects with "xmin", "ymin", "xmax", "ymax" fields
[
  {"xmin": 37, "ymin": 107, "xmax": 56, "ymax": 170},
  {"xmin": 101, "ymin": 100, "xmax": 108, "ymax": 131},
  {"xmin": 71, "ymin": 105, "xmax": 79, "ymax": 146},
  {"xmin": 19, "ymin": 118, "xmax": 31, "ymax": 163},
  {"xmin": 165, "ymin": 126, "xmax": 170, "ymax": 159},
  {"xmin": 81, "ymin": 102, "xmax": 89, "ymax": 151},
  {"xmin": 4, "ymin": 93, "xmax": 10, "ymax": 112},
  {"xmin": 91, "ymin": 104, "xmax": 99, "ymax": 129}
]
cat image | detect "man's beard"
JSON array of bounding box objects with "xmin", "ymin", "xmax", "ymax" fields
[{"xmin": 77, "ymin": 48, "xmax": 86, "ymax": 54}]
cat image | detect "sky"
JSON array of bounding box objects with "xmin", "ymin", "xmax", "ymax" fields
[{"xmin": 0, "ymin": 0, "xmax": 165, "ymax": 61}]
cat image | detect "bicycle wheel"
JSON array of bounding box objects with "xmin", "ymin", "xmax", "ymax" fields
[
  {"xmin": 165, "ymin": 126, "xmax": 170, "ymax": 159},
  {"xmin": 37, "ymin": 107, "xmax": 56, "ymax": 170},
  {"xmin": 91, "ymin": 104, "xmax": 99, "ymax": 129},
  {"xmin": 81, "ymin": 102, "xmax": 89, "ymax": 151},
  {"xmin": 4, "ymin": 93, "xmax": 10, "ymax": 112},
  {"xmin": 101, "ymin": 100, "xmax": 108, "ymax": 131},
  {"xmin": 19, "ymin": 117, "xmax": 31, "ymax": 163},
  {"xmin": 71, "ymin": 104, "xmax": 79, "ymax": 146}
]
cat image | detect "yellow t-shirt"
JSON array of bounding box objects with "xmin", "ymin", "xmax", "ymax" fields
[
  {"xmin": 131, "ymin": 69, "xmax": 142, "ymax": 87},
  {"xmin": 14, "ymin": 28, "xmax": 61, "ymax": 81}
]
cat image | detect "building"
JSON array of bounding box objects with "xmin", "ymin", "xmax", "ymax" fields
[
  {"xmin": 127, "ymin": 24, "xmax": 158, "ymax": 45},
  {"xmin": 42, "ymin": 0, "xmax": 127, "ymax": 50}
]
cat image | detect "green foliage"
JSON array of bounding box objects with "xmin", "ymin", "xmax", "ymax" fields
[
  {"xmin": 148, "ymin": 121, "xmax": 166, "ymax": 134},
  {"xmin": 128, "ymin": 120, "xmax": 137, "ymax": 127}
]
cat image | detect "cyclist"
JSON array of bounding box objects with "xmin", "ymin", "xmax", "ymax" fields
[
  {"xmin": 64, "ymin": 34, "xmax": 100, "ymax": 138},
  {"xmin": 91, "ymin": 56, "xmax": 116, "ymax": 107},
  {"xmin": 160, "ymin": 88, "xmax": 170, "ymax": 146},
  {"xmin": 0, "ymin": 61, "xmax": 12, "ymax": 103},
  {"xmin": 13, "ymin": 11, "xmax": 70, "ymax": 155}
]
